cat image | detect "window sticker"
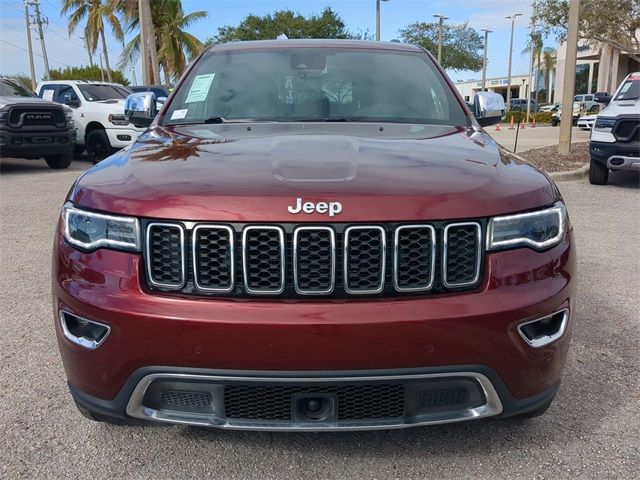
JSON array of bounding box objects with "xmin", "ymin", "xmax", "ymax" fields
[
  {"xmin": 42, "ymin": 89, "xmax": 54, "ymax": 101},
  {"xmin": 185, "ymin": 73, "xmax": 215, "ymax": 103},
  {"xmin": 170, "ymin": 109, "xmax": 188, "ymax": 120}
]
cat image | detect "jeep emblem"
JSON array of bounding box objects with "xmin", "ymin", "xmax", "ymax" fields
[{"xmin": 287, "ymin": 197, "xmax": 342, "ymax": 217}]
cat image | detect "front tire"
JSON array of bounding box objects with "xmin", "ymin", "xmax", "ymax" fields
[
  {"xmin": 86, "ymin": 129, "xmax": 116, "ymax": 164},
  {"xmin": 45, "ymin": 152, "xmax": 72, "ymax": 169},
  {"xmin": 589, "ymin": 158, "xmax": 609, "ymax": 185}
]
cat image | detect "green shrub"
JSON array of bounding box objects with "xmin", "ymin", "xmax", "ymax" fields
[
  {"xmin": 503, "ymin": 111, "xmax": 553, "ymax": 124},
  {"xmin": 533, "ymin": 112, "xmax": 553, "ymax": 124}
]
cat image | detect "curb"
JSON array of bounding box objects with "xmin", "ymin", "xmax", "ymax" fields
[{"xmin": 548, "ymin": 164, "xmax": 589, "ymax": 182}]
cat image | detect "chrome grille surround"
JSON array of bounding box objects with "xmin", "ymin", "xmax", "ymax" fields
[
  {"xmin": 442, "ymin": 222, "xmax": 482, "ymax": 288},
  {"xmin": 145, "ymin": 222, "xmax": 186, "ymax": 289},
  {"xmin": 242, "ymin": 225, "xmax": 286, "ymax": 295},
  {"xmin": 192, "ymin": 224, "xmax": 235, "ymax": 293},
  {"xmin": 343, "ymin": 225, "xmax": 386, "ymax": 295},
  {"xmin": 292, "ymin": 226, "xmax": 336, "ymax": 295}
]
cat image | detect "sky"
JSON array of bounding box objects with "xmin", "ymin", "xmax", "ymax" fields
[{"xmin": 0, "ymin": 0, "xmax": 549, "ymax": 85}]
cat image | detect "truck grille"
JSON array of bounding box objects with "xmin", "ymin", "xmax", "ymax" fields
[
  {"xmin": 613, "ymin": 119, "xmax": 640, "ymax": 142},
  {"xmin": 144, "ymin": 221, "xmax": 484, "ymax": 297},
  {"xmin": 8, "ymin": 106, "xmax": 65, "ymax": 127}
]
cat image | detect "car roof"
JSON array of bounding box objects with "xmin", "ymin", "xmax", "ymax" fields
[
  {"xmin": 206, "ymin": 39, "xmax": 423, "ymax": 54},
  {"xmin": 37, "ymin": 80, "xmax": 125, "ymax": 87}
]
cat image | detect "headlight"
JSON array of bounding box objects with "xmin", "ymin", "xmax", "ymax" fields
[
  {"xmin": 108, "ymin": 113, "xmax": 129, "ymax": 126},
  {"xmin": 63, "ymin": 203, "xmax": 140, "ymax": 251},
  {"xmin": 593, "ymin": 118, "xmax": 616, "ymax": 133},
  {"xmin": 487, "ymin": 202, "xmax": 567, "ymax": 251},
  {"xmin": 63, "ymin": 107, "xmax": 74, "ymax": 127}
]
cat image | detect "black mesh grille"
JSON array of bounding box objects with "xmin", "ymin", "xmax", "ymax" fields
[
  {"xmin": 395, "ymin": 226, "xmax": 434, "ymax": 290},
  {"xmin": 194, "ymin": 226, "xmax": 233, "ymax": 290},
  {"xmin": 244, "ymin": 228, "xmax": 284, "ymax": 292},
  {"xmin": 294, "ymin": 228, "xmax": 334, "ymax": 293},
  {"xmin": 345, "ymin": 227, "xmax": 385, "ymax": 292},
  {"xmin": 160, "ymin": 390, "xmax": 212, "ymax": 408},
  {"xmin": 613, "ymin": 120, "xmax": 640, "ymax": 142},
  {"xmin": 147, "ymin": 224, "xmax": 183, "ymax": 287},
  {"xmin": 417, "ymin": 388, "xmax": 470, "ymax": 411},
  {"xmin": 224, "ymin": 384, "xmax": 404, "ymax": 421},
  {"xmin": 8, "ymin": 106, "xmax": 65, "ymax": 126},
  {"xmin": 445, "ymin": 224, "xmax": 480, "ymax": 286}
]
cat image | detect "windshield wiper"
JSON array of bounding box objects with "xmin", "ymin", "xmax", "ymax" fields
[{"xmin": 292, "ymin": 117, "xmax": 350, "ymax": 122}]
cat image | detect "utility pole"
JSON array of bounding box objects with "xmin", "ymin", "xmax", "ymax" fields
[
  {"xmin": 526, "ymin": 23, "xmax": 536, "ymax": 124},
  {"xmin": 505, "ymin": 13, "xmax": 522, "ymax": 109},
  {"xmin": 480, "ymin": 28, "xmax": 492, "ymax": 91},
  {"xmin": 99, "ymin": 52, "xmax": 105, "ymax": 82},
  {"xmin": 433, "ymin": 14, "xmax": 449, "ymax": 64},
  {"xmin": 558, "ymin": 0, "xmax": 580, "ymax": 154},
  {"xmin": 375, "ymin": 0, "xmax": 390, "ymax": 42},
  {"xmin": 23, "ymin": 1, "xmax": 36, "ymax": 89},
  {"xmin": 30, "ymin": 0, "xmax": 50, "ymax": 80}
]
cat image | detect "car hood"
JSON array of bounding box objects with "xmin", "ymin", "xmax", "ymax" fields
[
  {"xmin": 71, "ymin": 123, "xmax": 559, "ymax": 222},
  {"xmin": 0, "ymin": 95, "xmax": 64, "ymax": 110},
  {"xmin": 87, "ymin": 98, "xmax": 126, "ymax": 112}
]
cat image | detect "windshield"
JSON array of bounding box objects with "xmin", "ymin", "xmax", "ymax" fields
[
  {"xmin": 0, "ymin": 79, "xmax": 35, "ymax": 97},
  {"xmin": 615, "ymin": 75, "xmax": 640, "ymax": 101},
  {"xmin": 78, "ymin": 84, "xmax": 130, "ymax": 101},
  {"xmin": 163, "ymin": 47, "xmax": 467, "ymax": 126}
]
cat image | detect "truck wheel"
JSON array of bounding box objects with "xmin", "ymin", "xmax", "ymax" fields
[
  {"xmin": 73, "ymin": 145, "xmax": 85, "ymax": 156},
  {"xmin": 45, "ymin": 152, "xmax": 72, "ymax": 169},
  {"xmin": 86, "ymin": 129, "xmax": 116, "ymax": 164},
  {"xmin": 589, "ymin": 159, "xmax": 609, "ymax": 185}
]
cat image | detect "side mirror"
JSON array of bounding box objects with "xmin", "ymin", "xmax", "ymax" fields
[
  {"xmin": 594, "ymin": 92, "xmax": 612, "ymax": 104},
  {"xmin": 64, "ymin": 98, "xmax": 81, "ymax": 108},
  {"xmin": 473, "ymin": 92, "xmax": 505, "ymax": 127},
  {"xmin": 124, "ymin": 91, "xmax": 157, "ymax": 128}
]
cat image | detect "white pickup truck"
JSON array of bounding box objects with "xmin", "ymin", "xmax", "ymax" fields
[{"xmin": 36, "ymin": 80, "xmax": 144, "ymax": 163}]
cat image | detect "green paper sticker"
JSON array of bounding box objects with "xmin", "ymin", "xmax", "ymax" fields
[{"xmin": 185, "ymin": 73, "xmax": 215, "ymax": 103}]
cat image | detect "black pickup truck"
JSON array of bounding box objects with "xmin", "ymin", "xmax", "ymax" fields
[{"xmin": 0, "ymin": 78, "xmax": 75, "ymax": 169}]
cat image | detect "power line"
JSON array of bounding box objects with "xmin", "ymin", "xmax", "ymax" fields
[{"xmin": 0, "ymin": 38, "xmax": 72, "ymax": 67}]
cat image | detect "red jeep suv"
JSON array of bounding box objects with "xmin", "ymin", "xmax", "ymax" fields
[{"xmin": 53, "ymin": 40, "xmax": 575, "ymax": 431}]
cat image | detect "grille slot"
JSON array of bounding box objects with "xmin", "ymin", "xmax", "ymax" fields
[
  {"xmin": 224, "ymin": 384, "xmax": 405, "ymax": 421},
  {"xmin": 417, "ymin": 388, "xmax": 470, "ymax": 411},
  {"xmin": 242, "ymin": 226, "xmax": 285, "ymax": 294},
  {"xmin": 146, "ymin": 223, "xmax": 185, "ymax": 288},
  {"xmin": 293, "ymin": 227, "xmax": 336, "ymax": 295},
  {"xmin": 443, "ymin": 222, "xmax": 481, "ymax": 287},
  {"xmin": 394, "ymin": 225, "xmax": 436, "ymax": 291},
  {"xmin": 193, "ymin": 225, "xmax": 234, "ymax": 292},
  {"xmin": 344, "ymin": 226, "xmax": 386, "ymax": 294}
]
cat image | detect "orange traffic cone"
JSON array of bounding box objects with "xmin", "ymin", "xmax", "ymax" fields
[
  {"xmin": 509, "ymin": 117, "xmax": 515, "ymax": 130},
  {"xmin": 495, "ymin": 122, "xmax": 501, "ymax": 131}
]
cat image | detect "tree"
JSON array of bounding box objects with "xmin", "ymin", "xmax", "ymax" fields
[
  {"xmin": 117, "ymin": 0, "xmax": 207, "ymax": 84},
  {"xmin": 522, "ymin": 31, "xmax": 544, "ymax": 101},
  {"xmin": 398, "ymin": 22, "xmax": 484, "ymax": 71},
  {"xmin": 49, "ymin": 65, "xmax": 130, "ymax": 85},
  {"xmin": 206, "ymin": 8, "xmax": 355, "ymax": 45},
  {"xmin": 534, "ymin": 0, "xmax": 640, "ymax": 62},
  {"xmin": 62, "ymin": 0, "xmax": 124, "ymax": 83},
  {"xmin": 542, "ymin": 47, "xmax": 557, "ymax": 102}
]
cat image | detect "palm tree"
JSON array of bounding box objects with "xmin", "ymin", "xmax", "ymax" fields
[
  {"xmin": 117, "ymin": 0, "xmax": 207, "ymax": 84},
  {"xmin": 62, "ymin": 0, "xmax": 124, "ymax": 83},
  {"xmin": 522, "ymin": 31, "xmax": 543, "ymax": 103},
  {"xmin": 542, "ymin": 47, "xmax": 557, "ymax": 103}
]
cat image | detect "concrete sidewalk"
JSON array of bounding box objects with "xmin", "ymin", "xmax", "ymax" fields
[{"xmin": 489, "ymin": 125, "xmax": 591, "ymax": 152}]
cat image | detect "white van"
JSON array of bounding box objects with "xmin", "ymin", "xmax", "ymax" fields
[{"xmin": 588, "ymin": 73, "xmax": 640, "ymax": 185}]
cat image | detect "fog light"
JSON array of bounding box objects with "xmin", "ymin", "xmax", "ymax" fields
[
  {"xmin": 59, "ymin": 311, "xmax": 110, "ymax": 349},
  {"xmin": 517, "ymin": 309, "xmax": 568, "ymax": 348},
  {"xmin": 117, "ymin": 134, "xmax": 132, "ymax": 141}
]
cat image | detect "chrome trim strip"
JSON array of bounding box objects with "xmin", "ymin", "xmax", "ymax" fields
[
  {"xmin": 393, "ymin": 224, "xmax": 436, "ymax": 292},
  {"xmin": 125, "ymin": 371, "xmax": 503, "ymax": 431},
  {"xmin": 192, "ymin": 224, "xmax": 235, "ymax": 293},
  {"xmin": 443, "ymin": 222, "xmax": 482, "ymax": 288},
  {"xmin": 242, "ymin": 226, "xmax": 286, "ymax": 295},
  {"xmin": 293, "ymin": 226, "xmax": 336, "ymax": 295},
  {"xmin": 343, "ymin": 225, "xmax": 386, "ymax": 295},
  {"xmin": 145, "ymin": 222, "xmax": 186, "ymax": 289},
  {"xmin": 517, "ymin": 309, "xmax": 569, "ymax": 348},
  {"xmin": 59, "ymin": 310, "xmax": 110, "ymax": 350}
]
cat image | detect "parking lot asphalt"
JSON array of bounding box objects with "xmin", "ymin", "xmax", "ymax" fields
[
  {"xmin": 0, "ymin": 157, "xmax": 638, "ymax": 479},
  {"xmin": 490, "ymin": 125, "xmax": 591, "ymax": 152}
]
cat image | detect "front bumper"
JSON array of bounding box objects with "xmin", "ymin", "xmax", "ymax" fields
[
  {"xmin": 590, "ymin": 140, "xmax": 640, "ymax": 171},
  {"xmin": 53, "ymin": 226, "xmax": 575, "ymax": 428},
  {"xmin": 0, "ymin": 128, "xmax": 75, "ymax": 158}
]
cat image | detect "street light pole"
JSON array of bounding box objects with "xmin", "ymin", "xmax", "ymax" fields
[
  {"xmin": 375, "ymin": 0, "xmax": 390, "ymax": 41},
  {"xmin": 559, "ymin": 0, "xmax": 580, "ymax": 154},
  {"xmin": 481, "ymin": 28, "xmax": 492, "ymax": 91},
  {"xmin": 433, "ymin": 14, "xmax": 449, "ymax": 64},
  {"xmin": 505, "ymin": 13, "xmax": 522, "ymax": 109}
]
